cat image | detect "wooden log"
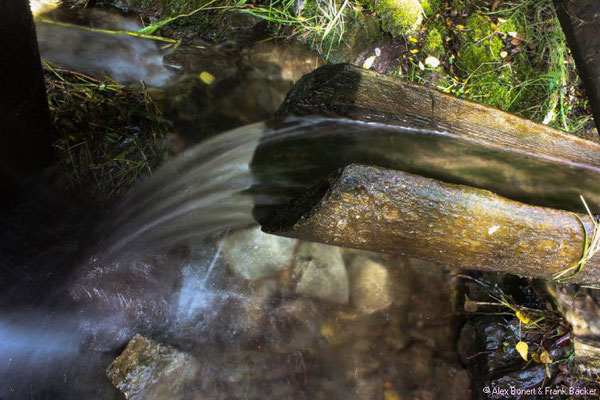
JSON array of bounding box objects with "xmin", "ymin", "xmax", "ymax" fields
[
  {"xmin": 553, "ymin": 0, "xmax": 600, "ymax": 132},
  {"xmin": 252, "ymin": 64, "xmax": 600, "ymax": 214},
  {"xmin": 0, "ymin": 0, "xmax": 53, "ymax": 205},
  {"xmin": 261, "ymin": 164, "xmax": 600, "ymax": 284}
]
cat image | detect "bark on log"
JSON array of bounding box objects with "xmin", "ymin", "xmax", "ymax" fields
[
  {"xmin": 0, "ymin": 0, "xmax": 53, "ymax": 205},
  {"xmin": 261, "ymin": 164, "xmax": 600, "ymax": 284},
  {"xmin": 553, "ymin": 0, "xmax": 600, "ymax": 132},
  {"xmin": 252, "ymin": 64, "xmax": 600, "ymax": 214}
]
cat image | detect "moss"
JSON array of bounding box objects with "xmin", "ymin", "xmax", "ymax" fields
[
  {"xmin": 363, "ymin": 0, "xmax": 424, "ymax": 36},
  {"xmin": 455, "ymin": 13, "xmax": 512, "ymax": 109},
  {"xmin": 326, "ymin": 9, "xmax": 383, "ymax": 63},
  {"xmin": 422, "ymin": 27, "xmax": 444, "ymax": 57},
  {"xmin": 458, "ymin": 14, "xmax": 502, "ymax": 74},
  {"xmin": 420, "ymin": 0, "xmax": 441, "ymax": 16}
]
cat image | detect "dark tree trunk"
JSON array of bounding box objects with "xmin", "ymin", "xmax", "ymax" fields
[
  {"xmin": 0, "ymin": 0, "xmax": 53, "ymax": 206},
  {"xmin": 554, "ymin": 0, "xmax": 600, "ymax": 132}
]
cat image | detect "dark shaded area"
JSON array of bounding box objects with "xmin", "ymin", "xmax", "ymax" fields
[
  {"xmin": 554, "ymin": 0, "xmax": 600, "ymax": 132},
  {"xmin": 0, "ymin": 0, "xmax": 53, "ymax": 206},
  {"xmin": 0, "ymin": 171, "xmax": 101, "ymax": 308}
]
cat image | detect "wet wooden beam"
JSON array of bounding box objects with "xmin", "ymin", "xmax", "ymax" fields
[
  {"xmin": 554, "ymin": 0, "xmax": 600, "ymax": 132},
  {"xmin": 261, "ymin": 164, "xmax": 600, "ymax": 284},
  {"xmin": 0, "ymin": 0, "xmax": 53, "ymax": 205},
  {"xmin": 252, "ymin": 64, "xmax": 600, "ymax": 214}
]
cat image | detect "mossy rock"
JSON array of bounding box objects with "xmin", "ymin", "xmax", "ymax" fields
[
  {"xmin": 420, "ymin": 0, "xmax": 441, "ymax": 16},
  {"xmin": 458, "ymin": 14, "xmax": 503, "ymax": 73},
  {"xmin": 325, "ymin": 9, "xmax": 383, "ymax": 63},
  {"xmin": 422, "ymin": 27, "xmax": 444, "ymax": 57},
  {"xmin": 363, "ymin": 0, "xmax": 424, "ymax": 36}
]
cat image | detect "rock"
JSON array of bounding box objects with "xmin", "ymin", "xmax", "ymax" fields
[
  {"xmin": 294, "ymin": 242, "xmax": 349, "ymax": 304},
  {"xmin": 547, "ymin": 284, "xmax": 600, "ymax": 375},
  {"xmin": 107, "ymin": 334, "xmax": 198, "ymax": 400},
  {"xmin": 433, "ymin": 361, "xmax": 471, "ymax": 400},
  {"xmin": 348, "ymin": 256, "xmax": 393, "ymax": 314},
  {"xmin": 396, "ymin": 343, "xmax": 434, "ymax": 385},
  {"xmin": 221, "ymin": 226, "xmax": 297, "ymax": 281}
]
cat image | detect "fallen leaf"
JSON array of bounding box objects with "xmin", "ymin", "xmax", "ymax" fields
[
  {"xmin": 199, "ymin": 71, "xmax": 215, "ymax": 84},
  {"xmin": 510, "ymin": 38, "xmax": 521, "ymax": 46},
  {"xmin": 491, "ymin": 0, "xmax": 500, "ymax": 11},
  {"xmin": 410, "ymin": 49, "xmax": 420, "ymax": 54},
  {"xmin": 464, "ymin": 299, "xmax": 478, "ymax": 312},
  {"xmin": 418, "ymin": 61, "xmax": 425, "ymax": 70},
  {"xmin": 363, "ymin": 56, "xmax": 376, "ymax": 70},
  {"xmin": 425, "ymin": 56, "xmax": 440, "ymax": 68},
  {"xmin": 456, "ymin": 24, "xmax": 465, "ymax": 30},
  {"xmin": 409, "ymin": 36, "xmax": 419, "ymax": 43},
  {"xmin": 539, "ymin": 350, "xmax": 552, "ymax": 364},
  {"xmin": 516, "ymin": 310, "xmax": 531, "ymax": 325},
  {"xmin": 500, "ymin": 50, "xmax": 508, "ymax": 58},
  {"xmin": 516, "ymin": 341, "xmax": 529, "ymax": 361}
]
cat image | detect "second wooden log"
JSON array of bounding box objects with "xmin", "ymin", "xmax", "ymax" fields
[{"xmin": 261, "ymin": 164, "xmax": 600, "ymax": 284}]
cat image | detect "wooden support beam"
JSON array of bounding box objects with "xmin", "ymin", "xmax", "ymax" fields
[
  {"xmin": 554, "ymin": 0, "xmax": 600, "ymax": 132},
  {"xmin": 261, "ymin": 164, "xmax": 600, "ymax": 284},
  {"xmin": 252, "ymin": 64, "xmax": 600, "ymax": 216},
  {"xmin": 0, "ymin": 0, "xmax": 53, "ymax": 205}
]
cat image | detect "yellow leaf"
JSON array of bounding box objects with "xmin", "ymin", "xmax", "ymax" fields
[
  {"xmin": 539, "ymin": 350, "xmax": 552, "ymax": 364},
  {"xmin": 532, "ymin": 353, "xmax": 541, "ymax": 363},
  {"xmin": 408, "ymin": 36, "xmax": 419, "ymax": 43},
  {"xmin": 199, "ymin": 71, "xmax": 215, "ymax": 84},
  {"xmin": 384, "ymin": 390, "xmax": 402, "ymax": 400},
  {"xmin": 516, "ymin": 341, "xmax": 529, "ymax": 361},
  {"xmin": 410, "ymin": 49, "xmax": 420, "ymax": 54},
  {"xmin": 516, "ymin": 310, "xmax": 531, "ymax": 325},
  {"xmin": 363, "ymin": 56, "xmax": 376, "ymax": 70},
  {"xmin": 456, "ymin": 24, "xmax": 465, "ymax": 30}
]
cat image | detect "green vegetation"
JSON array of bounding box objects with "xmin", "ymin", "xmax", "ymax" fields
[
  {"xmin": 362, "ymin": 0, "xmax": 424, "ymax": 36},
  {"xmin": 44, "ymin": 62, "xmax": 169, "ymax": 201},
  {"xmin": 120, "ymin": 0, "xmax": 591, "ymax": 134}
]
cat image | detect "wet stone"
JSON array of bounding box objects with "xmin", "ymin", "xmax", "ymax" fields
[
  {"xmin": 348, "ymin": 255, "xmax": 393, "ymax": 314},
  {"xmin": 294, "ymin": 242, "xmax": 349, "ymax": 304},
  {"xmin": 107, "ymin": 334, "xmax": 198, "ymax": 400},
  {"xmin": 221, "ymin": 226, "xmax": 297, "ymax": 281}
]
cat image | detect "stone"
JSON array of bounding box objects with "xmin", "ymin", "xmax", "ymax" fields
[
  {"xmin": 294, "ymin": 242, "xmax": 349, "ymax": 304},
  {"xmin": 107, "ymin": 334, "xmax": 198, "ymax": 400},
  {"xmin": 348, "ymin": 256, "xmax": 393, "ymax": 314},
  {"xmin": 433, "ymin": 361, "xmax": 471, "ymax": 400},
  {"xmin": 221, "ymin": 226, "xmax": 297, "ymax": 281}
]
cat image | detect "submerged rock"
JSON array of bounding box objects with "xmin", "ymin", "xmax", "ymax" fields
[
  {"xmin": 294, "ymin": 242, "xmax": 349, "ymax": 304},
  {"xmin": 107, "ymin": 334, "xmax": 198, "ymax": 400},
  {"xmin": 547, "ymin": 284, "xmax": 600, "ymax": 375},
  {"xmin": 348, "ymin": 256, "xmax": 393, "ymax": 314},
  {"xmin": 222, "ymin": 226, "xmax": 297, "ymax": 281}
]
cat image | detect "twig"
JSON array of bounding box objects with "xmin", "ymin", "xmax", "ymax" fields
[{"xmin": 553, "ymin": 196, "xmax": 599, "ymax": 282}]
